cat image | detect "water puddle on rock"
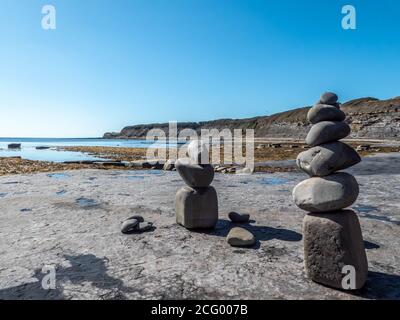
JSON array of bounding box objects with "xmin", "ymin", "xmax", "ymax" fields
[
  {"xmin": 47, "ymin": 173, "xmax": 70, "ymax": 179},
  {"xmin": 353, "ymin": 205, "xmax": 379, "ymax": 213},
  {"xmin": 361, "ymin": 213, "xmax": 400, "ymax": 226},
  {"xmin": 75, "ymin": 197, "xmax": 99, "ymax": 208},
  {"xmin": 126, "ymin": 175, "xmax": 145, "ymax": 180},
  {"xmin": 0, "ymin": 193, "xmax": 7, "ymax": 198},
  {"xmin": 20, "ymin": 208, "xmax": 32, "ymax": 213},
  {"xmin": 259, "ymin": 177, "xmax": 290, "ymax": 186},
  {"xmin": 354, "ymin": 205, "xmax": 400, "ymax": 225},
  {"xmin": 56, "ymin": 190, "xmax": 67, "ymax": 196}
]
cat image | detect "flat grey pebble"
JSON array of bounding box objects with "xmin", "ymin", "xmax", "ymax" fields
[
  {"xmin": 137, "ymin": 222, "xmax": 154, "ymax": 232},
  {"xmin": 228, "ymin": 212, "xmax": 250, "ymax": 223},
  {"xmin": 121, "ymin": 219, "xmax": 139, "ymax": 234}
]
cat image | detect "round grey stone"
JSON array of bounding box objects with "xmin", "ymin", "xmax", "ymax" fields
[
  {"xmin": 307, "ymin": 104, "xmax": 346, "ymax": 124},
  {"xmin": 227, "ymin": 227, "xmax": 255, "ymax": 247},
  {"xmin": 137, "ymin": 222, "xmax": 154, "ymax": 232},
  {"xmin": 319, "ymin": 92, "xmax": 338, "ymax": 105},
  {"xmin": 175, "ymin": 158, "xmax": 214, "ymax": 188},
  {"xmin": 292, "ymin": 172, "xmax": 359, "ymax": 212},
  {"xmin": 228, "ymin": 212, "xmax": 250, "ymax": 223},
  {"xmin": 121, "ymin": 219, "xmax": 139, "ymax": 234},
  {"xmin": 305, "ymin": 121, "xmax": 351, "ymax": 146},
  {"xmin": 126, "ymin": 215, "xmax": 144, "ymax": 223},
  {"xmin": 296, "ymin": 142, "xmax": 361, "ymax": 177}
]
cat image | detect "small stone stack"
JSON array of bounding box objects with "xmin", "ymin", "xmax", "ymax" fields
[
  {"xmin": 293, "ymin": 92, "xmax": 368, "ymax": 290},
  {"xmin": 175, "ymin": 140, "xmax": 218, "ymax": 229}
]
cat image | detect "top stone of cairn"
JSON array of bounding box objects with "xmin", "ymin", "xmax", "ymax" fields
[{"xmin": 319, "ymin": 92, "xmax": 338, "ymax": 106}]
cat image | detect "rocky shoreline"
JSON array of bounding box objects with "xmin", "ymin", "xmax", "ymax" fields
[
  {"xmin": 103, "ymin": 96, "xmax": 400, "ymax": 140},
  {"xmin": 0, "ymin": 141, "xmax": 399, "ymax": 176}
]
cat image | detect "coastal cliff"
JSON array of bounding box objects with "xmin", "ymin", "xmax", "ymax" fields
[{"xmin": 103, "ymin": 97, "xmax": 400, "ymax": 140}]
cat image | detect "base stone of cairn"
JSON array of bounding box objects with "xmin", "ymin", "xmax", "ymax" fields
[
  {"xmin": 175, "ymin": 140, "xmax": 218, "ymax": 229},
  {"xmin": 293, "ymin": 92, "xmax": 368, "ymax": 290},
  {"xmin": 176, "ymin": 186, "xmax": 218, "ymax": 229},
  {"xmin": 303, "ymin": 211, "xmax": 368, "ymax": 290}
]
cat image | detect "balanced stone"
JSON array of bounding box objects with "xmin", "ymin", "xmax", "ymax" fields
[
  {"xmin": 187, "ymin": 140, "xmax": 209, "ymax": 165},
  {"xmin": 176, "ymin": 186, "xmax": 218, "ymax": 229},
  {"xmin": 307, "ymin": 104, "xmax": 346, "ymax": 124},
  {"xmin": 293, "ymin": 172, "xmax": 359, "ymax": 212},
  {"xmin": 228, "ymin": 212, "xmax": 250, "ymax": 223},
  {"xmin": 319, "ymin": 92, "xmax": 338, "ymax": 105},
  {"xmin": 175, "ymin": 158, "xmax": 214, "ymax": 188},
  {"xmin": 303, "ymin": 210, "xmax": 368, "ymax": 290},
  {"xmin": 227, "ymin": 227, "xmax": 255, "ymax": 247},
  {"xmin": 305, "ymin": 121, "xmax": 351, "ymax": 146},
  {"xmin": 297, "ymin": 142, "xmax": 361, "ymax": 177}
]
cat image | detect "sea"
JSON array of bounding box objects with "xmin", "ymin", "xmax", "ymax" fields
[{"xmin": 0, "ymin": 138, "xmax": 172, "ymax": 162}]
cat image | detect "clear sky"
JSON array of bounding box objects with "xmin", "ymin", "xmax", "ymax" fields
[{"xmin": 1, "ymin": 0, "xmax": 400, "ymax": 137}]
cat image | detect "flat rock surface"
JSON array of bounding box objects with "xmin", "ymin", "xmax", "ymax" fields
[{"xmin": 0, "ymin": 154, "xmax": 399, "ymax": 300}]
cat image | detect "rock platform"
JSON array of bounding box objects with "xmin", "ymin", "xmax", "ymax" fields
[{"xmin": 0, "ymin": 153, "xmax": 399, "ymax": 299}]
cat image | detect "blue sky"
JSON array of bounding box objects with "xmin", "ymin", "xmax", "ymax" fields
[{"xmin": 1, "ymin": 0, "xmax": 400, "ymax": 137}]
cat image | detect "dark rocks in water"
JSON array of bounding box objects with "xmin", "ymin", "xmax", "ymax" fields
[
  {"xmin": 100, "ymin": 161, "xmax": 126, "ymax": 167},
  {"xmin": 36, "ymin": 146, "xmax": 50, "ymax": 150},
  {"xmin": 8, "ymin": 143, "xmax": 21, "ymax": 149},
  {"xmin": 228, "ymin": 212, "xmax": 250, "ymax": 223}
]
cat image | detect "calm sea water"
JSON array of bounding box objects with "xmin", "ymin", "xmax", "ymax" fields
[{"xmin": 0, "ymin": 138, "xmax": 169, "ymax": 162}]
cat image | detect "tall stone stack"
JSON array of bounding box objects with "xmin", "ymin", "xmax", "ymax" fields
[
  {"xmin": 175, "ymin": 140, "xmax": 218, "ymax": 229},
  {"xmin": 293, "ymin": 92, "xmax": 368, "ymax": 290}
]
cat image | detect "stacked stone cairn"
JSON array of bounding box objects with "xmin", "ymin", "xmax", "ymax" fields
[
  {"xmin": 293, "ymin": 92, "xmax": 368, "ymax": 290},
  {"xmin": 175, "ymin": 140, "xmax": 218, "ymax": 229}
]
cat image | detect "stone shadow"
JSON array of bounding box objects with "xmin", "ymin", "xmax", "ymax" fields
[
  {"xmin": 351, "ymin": 271, "xmax": 400, "ymax": 299},
  {"xmin": 193, "ymin": 219, "xmax": 302, "ymax": 249},
  {"xmin": 0, "ymin": 268, "xmax": 64, "ymax": 300},
  {"xmin": 364, "ymin": 240, "xmax": 380, "ymax": 250},
  {"xmin": 0, "ymin": 253, "xmax": 136, "ymax": 300}
]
